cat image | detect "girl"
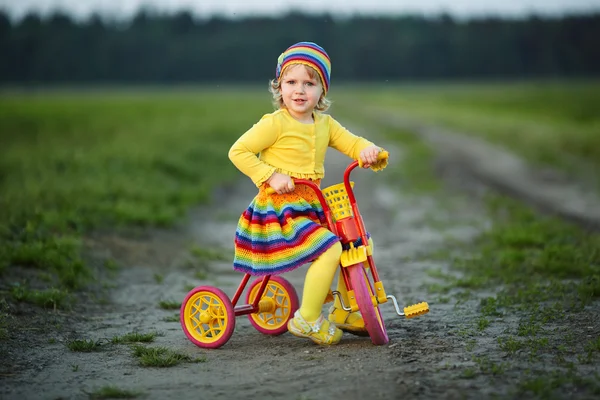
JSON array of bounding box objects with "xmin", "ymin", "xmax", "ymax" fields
[{"xmin": 228, "ymin": 42, "xmax": 386, "ymax": 345}]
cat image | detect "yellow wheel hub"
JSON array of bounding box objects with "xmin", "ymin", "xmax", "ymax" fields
[
  {"xmin": 183, "ymin": 292, "xmax": 229, "ymax": 344},
  {"xmin": 199, "ymin": 311, "xmax": 212, "ymax": 324},
  {"xmin": 249, "ymin": 282, "xmax": 293, "ymax": 330},
  {"xmin": 258, "ymin": 298, "xmax": 276, "ymax": 313}
]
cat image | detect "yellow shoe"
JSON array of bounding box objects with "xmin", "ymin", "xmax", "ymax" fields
[
  {"xmin": 287, "ymin": 311, "xmax": 343, "ymax": 345},
  {"xmin": 328, "ymin": 305, "xmax": 369, "ymax": 337}
]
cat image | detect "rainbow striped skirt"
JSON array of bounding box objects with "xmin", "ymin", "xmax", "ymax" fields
[{"xmin": 233, "ymin": 183, "xmax": 339, "ymax": 276}]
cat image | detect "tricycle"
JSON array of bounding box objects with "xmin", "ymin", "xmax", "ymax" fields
[{"xmin": 180, "ymin": 151, "xmax": 429, "ymax": 348}]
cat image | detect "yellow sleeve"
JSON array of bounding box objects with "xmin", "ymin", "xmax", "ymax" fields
[
  {"xmin": 327, "ymin": 115, "xmax": 375, "ymax": 160},
  {"xmin": 228, "ymin": 114, "xmax": 279, "ymax": 187}
]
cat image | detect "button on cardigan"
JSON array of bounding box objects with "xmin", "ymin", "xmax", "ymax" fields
[{"xmin": 228, "ymin": 109, "xmax": 375, "ymax": 187}]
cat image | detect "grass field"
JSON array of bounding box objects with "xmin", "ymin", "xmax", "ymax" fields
[
  {"xmin": 0, "ymin": 88, "xmax": 271, "ymax": 305},
  {"xmin": 336, "ymin": 80, "xmax": 600, "ymax": 188}
]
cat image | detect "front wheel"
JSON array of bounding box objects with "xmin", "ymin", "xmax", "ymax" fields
[
  {"xmin": 347, "ymin": 264, "xmax": 389, "ymax": 345},
  {"xmin": 180, "ymin": 286, "xmax": 235, "ymax": 349},
  {"xmin": 246, "ymin": 276, "xmax": 299, "ymax": 335}
]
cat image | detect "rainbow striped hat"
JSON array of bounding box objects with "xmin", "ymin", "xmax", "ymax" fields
[{"xmin": 276, "ymin": 42, "xmax": 331, "ymax": 94}]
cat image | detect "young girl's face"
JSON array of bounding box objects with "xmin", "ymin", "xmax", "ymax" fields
[{"xmin": 279, "ymin": 64, "xmax": 323, "ymax": 122}]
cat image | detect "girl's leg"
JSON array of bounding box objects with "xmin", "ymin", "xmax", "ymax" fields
[
  {"xmin": 299, "ymin": 241, "xmax": 342, "ymax": 321},
  {"xmin": 288, "ymin": 242, "xmax": 344, "ymax": 345}
]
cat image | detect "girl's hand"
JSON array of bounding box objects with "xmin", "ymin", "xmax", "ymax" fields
[
  {"xmin": 359, "ymin": 145, "xmax": 381, "ymax": 168},
  {"xmin": 266, "ymin": 172, "xmax": 295, "ymax": 194}
]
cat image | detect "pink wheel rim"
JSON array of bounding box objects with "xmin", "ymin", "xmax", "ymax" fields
[{"xmin": 348, "ymin": 264, "xmax": 389, "ymax": 345}]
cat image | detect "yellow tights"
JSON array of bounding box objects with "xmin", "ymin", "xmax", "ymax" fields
[{"xmin": 298, "ymin": 242, "xmax": 342, "ymax": 322}]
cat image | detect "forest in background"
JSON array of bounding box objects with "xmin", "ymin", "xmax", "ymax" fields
[{"xmin": 0, "ymin": 9, "xmax": 598, "ymax": 83}]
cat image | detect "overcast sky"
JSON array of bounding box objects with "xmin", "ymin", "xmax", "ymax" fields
[{"xmin": 1, "ymin": 0, "xmax": 600, "ymax": 20}]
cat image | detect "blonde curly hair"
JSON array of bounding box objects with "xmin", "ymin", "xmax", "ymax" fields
[{"xmin": 269, "ymin": 64, "xmax": 331, "ymax": 112}]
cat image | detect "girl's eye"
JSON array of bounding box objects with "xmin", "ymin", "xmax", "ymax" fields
[
  {"xmin": 306, "ymin": 82, "xmax": 314, "ymax": 86},
  {"xmin": 287, "ymin": 80, "xmax": 295, "ymax": 84}
]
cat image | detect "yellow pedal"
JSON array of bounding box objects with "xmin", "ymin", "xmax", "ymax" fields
[
  {"xmin": 404, "ymin": 302, "xmax": 429, "ymax": 319},
  {"xmin": 340, "ymin": 243, "xmax": 368, "ymax": 267}
]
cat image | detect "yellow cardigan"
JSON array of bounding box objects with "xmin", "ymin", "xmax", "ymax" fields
[{"xmin": 228, "ymin": 109, "xmax": 375, "ymax": 187}]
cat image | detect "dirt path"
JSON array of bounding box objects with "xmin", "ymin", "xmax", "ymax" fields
[
  {"xmin": 2, "ymin": 113, "xmax": 597, "ymax": 399},
  {"xmin": 365, "ymin": 107, "xmax": 600, "ymax": 232}
]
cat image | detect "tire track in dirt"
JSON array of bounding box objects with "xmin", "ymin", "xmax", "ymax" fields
[{"xmin": 366, "ymin": 107, "xmax": 600, "ymax": 232}]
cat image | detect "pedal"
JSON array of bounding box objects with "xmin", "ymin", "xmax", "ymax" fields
[
  {"xmin": 403, "ymin": 302, "xmax": 429, "ymax": 319},
  {"xmin": 340, "ymin": 243, "xmax": 367, "ymax": 267}
]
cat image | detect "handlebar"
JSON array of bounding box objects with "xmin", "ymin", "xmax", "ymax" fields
[
  {"xmin": 265, "ymin": 150, "xmax": 389, "ymax": 195},
  {"xmin": 358, "ymin": 150, "xmax": 389, "ymax": 169}
]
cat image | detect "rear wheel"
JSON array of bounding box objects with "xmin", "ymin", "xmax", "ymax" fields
[
  {"xmin": 246, "ymin": 276, "xmax": 299, "ymax": 335},
  {"xmin": 347, "ymin": 264, "xmax": 389, "ymax": 345},
  {"xmin": 180, "ymin": 286, "xmax": 235, "ymax": 349}
]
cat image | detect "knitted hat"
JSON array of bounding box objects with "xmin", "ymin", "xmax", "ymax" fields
[{"xmin": 275, "ymin": 42, "xmax": 331, "ymax": 94}]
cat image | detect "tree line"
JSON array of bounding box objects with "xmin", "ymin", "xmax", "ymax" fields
[{"xmin": 0, "ymin": 9, "xmax": 598, "ymax": 83}]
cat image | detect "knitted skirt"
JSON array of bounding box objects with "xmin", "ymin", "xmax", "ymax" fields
[{"xmin": 233, "ymin": 183, "xmax": 339, "ymax": 276}]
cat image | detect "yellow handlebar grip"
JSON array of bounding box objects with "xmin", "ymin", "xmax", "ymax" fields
[
  {"xmin": 265, "ymin": 187, "xmax": 276, "ymax": 195},
  {"xmin": 359, "ymin": 149, "xmax": 389, "ymax": 169}
]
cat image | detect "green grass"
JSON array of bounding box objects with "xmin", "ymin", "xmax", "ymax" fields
[
  {"xmin": 111, "ymin": 331, "xmax": 159, "ymax": 344},
  {"xmin": 453, "ymin": 196, "xmax": 600, "ymax": 287},
  {"xmin": 163, "ymin": 313, "xmax": 180, "ymax": 322},
  {"xmin": 336, "ymin": 80, "xmax": 600, "ymax": 188},
  {"xmin": 189, "ymin": 246, "xmax": 230, "ymax": 263},
  {"xmin": 0, "ymin": 88, "xmax": 270, "ymax": 305},
  {"xmin": 184, "ymin": 245, "xmax": 231, "ymax": 279},
  {"xmin": 9, "ymin": 284, "xmax": 72, "ymax": 309},
  {"xmin": 130, "ymin": 344, "xmax": 205, "ymax": 367},
  {"xmin": 158, "ymin": 300, "xmax": 180, "ymax": 310},
  {"xmin": 153, "ymin": 273, "xmax": 164, "ymax": 284},
  {"xmin": 88, "ymin": 386, "xmax": 143, "ymax": 399},
  {"xmin": 67, "ymin": 332, "xmax": 162, "ymax": 352},
  {"xmin": 331, "ymin": 104, "xmax": 440, "ymax": 194},
  {"xmin": 441, "ymin": 198, "xmax": 600, "ymax": 397},
  {"xmin": 67, "ymin": 338, "xmax": 103, "ymax": 352}
]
